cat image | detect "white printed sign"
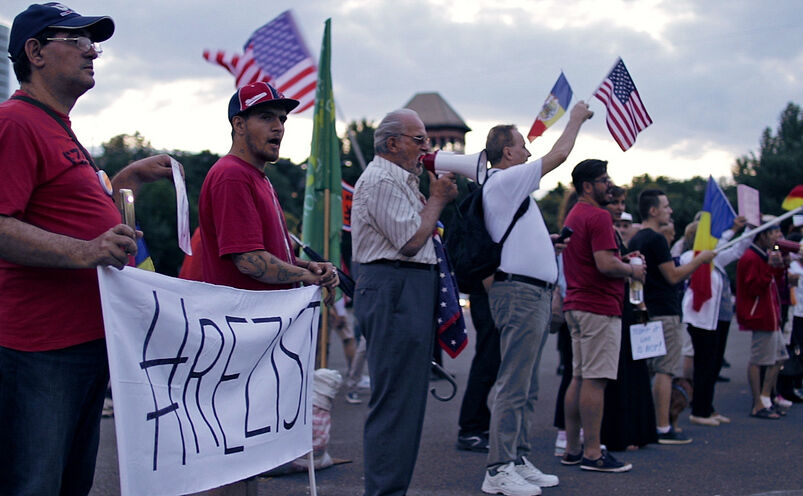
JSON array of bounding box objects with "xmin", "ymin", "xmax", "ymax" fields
[
  {"xmin": 629, "ymin": 320, "xmax": 667, "ymax": 360},
  {"xmin": 98, "ymin": 267, "xmax": 320, "ymax": 496}
]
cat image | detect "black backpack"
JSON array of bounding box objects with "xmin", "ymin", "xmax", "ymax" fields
[{"xmin": 445, "ymin": 182, "xmax": 529, "ymax": 294}]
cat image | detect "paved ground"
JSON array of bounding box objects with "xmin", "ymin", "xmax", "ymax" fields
[{"xmin": 91, "ymin": 314, "xmax": 803, "ymax": 496}]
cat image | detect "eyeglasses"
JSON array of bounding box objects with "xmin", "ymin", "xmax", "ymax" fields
[
  {"xmin": 399, "ymin": 134, "xmax": 429, "ymax": 146},
  {"xmin": 46, "ymin": 36, "xmax": 103, "ymax": 55}
]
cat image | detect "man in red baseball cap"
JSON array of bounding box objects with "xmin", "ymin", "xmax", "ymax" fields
[{"xmin": 199, "ymin": 80, "xmax": 337, "ymax": 300}]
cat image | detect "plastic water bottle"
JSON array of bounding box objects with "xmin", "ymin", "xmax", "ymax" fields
[{"xmin": 629, "ymin": 257, "xmax": 643, "ymax": 305}]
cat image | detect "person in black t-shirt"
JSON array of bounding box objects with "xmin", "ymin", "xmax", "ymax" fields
[{"xmin": 628, "ymin": 189, "xmax": 714, "ymax": 445}]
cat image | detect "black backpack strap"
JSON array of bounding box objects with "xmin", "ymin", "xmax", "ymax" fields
[{"xmin": 499, "ymin": 197, "xmax": 530, "ymax": 245}]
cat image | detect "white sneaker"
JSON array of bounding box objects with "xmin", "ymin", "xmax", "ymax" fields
[
  {"xmin": 554, "ymin": 430, "xmax": 566, "ymax": 456},
  {"xmin": 775, "ymin": 395, "xmax": 793, "ymax": 408},
  {"xmin": 515, "ymin": 457, "xmax": 559, "ymax": 488},
  {"xmin": 482, "ymin": 462, "xmax": 542, "ymax": 496}
]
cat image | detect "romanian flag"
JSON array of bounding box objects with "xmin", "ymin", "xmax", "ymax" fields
[
  {"xmin": 689, "ymin": 177, "xmax": 735, "ymax": 311},
  {"xmin": 133, "ymin": 234, "xmax": 155, "ymax": 271},
  {"xmin": 781, "ymin": 185, "xmax": 803, "ymax": 211},
  {"xmin": 527, "ymin": 72, "xmax": 573, "ymax": 142}
]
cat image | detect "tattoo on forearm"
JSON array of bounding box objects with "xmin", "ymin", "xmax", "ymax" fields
[
  {"xmin": 235, "ymin": 253, "xmax": 268, "ymax": 278},
  {"xmin": 269, "ymin": 255, "xmax": 303, "ymax": 282},
  {"xmin": 234, "ymin": 251, "xmax": 305, "ymax": 283}
]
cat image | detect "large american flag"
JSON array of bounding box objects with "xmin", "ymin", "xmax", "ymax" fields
[
  {"xmin": 593, "ymin": 58, "xmax": 652, "ymax": 151},
  {"xmin": 203, "ymin": 10, "xmax": 317, "ymax": 113}
]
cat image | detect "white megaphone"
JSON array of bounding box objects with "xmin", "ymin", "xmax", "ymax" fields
[{"xmin": 420, "ymin": 150, "xmax": 490, "ymax": 184}]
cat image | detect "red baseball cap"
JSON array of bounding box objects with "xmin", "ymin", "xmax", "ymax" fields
[{"xmin": 227, "ymin": 81, "xmax": 299, "ymax": 122}]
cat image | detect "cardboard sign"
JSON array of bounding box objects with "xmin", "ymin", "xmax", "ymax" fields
[
  {"xmin": 630, "ymin": 320, "xmax": 667, "ymax": 360},
  {"xmin": 737, "ymin": 184, "xmax": 760, "ymax": 227},
  {"xmin": 98, "ymin": 267, "xmax": 320, "ymax": 495}
]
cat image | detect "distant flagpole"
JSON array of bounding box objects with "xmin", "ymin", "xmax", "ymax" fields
[
  {"xmin": 302, "ymin": 18, "xmax": 341, "ymax": 369},
  {"xmin": 715, "ymin": 206, "xmax": 803, "ymax": 253}
]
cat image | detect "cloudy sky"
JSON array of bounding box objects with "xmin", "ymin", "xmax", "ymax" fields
[{"xmin": 2, "ymin": 0, "xmax": 801, "ymax": 193}]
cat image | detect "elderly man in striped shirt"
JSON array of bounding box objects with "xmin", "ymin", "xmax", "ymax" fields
[{"xmin": 351, "ymin": 108, "xmax": 458, "ymax": 496}]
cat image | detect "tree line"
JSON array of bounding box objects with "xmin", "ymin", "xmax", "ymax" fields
[{"xmin": 95, "ymin": 103, "xmax": 802, "ymax": 276}]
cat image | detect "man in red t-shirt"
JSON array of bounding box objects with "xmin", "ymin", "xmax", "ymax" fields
[
  {"xmin": 0, "ymin": 4, "xmax": 174, "ymax": 495},
  {"xmin": 560, "ymin": 159, "xmax": 645, "ymax": 473},
  {"xmin": 199, "ymin": 81, "xmax": 338, "ymax": 299}
]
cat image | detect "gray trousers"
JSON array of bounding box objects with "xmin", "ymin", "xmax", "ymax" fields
[
  {"xmin": 354, "ymin": 263, "xmax": 437, "ymax": 496},
  {"xmin": 487, "ymin": 280, "xmax": 551, "ymax": 467}
]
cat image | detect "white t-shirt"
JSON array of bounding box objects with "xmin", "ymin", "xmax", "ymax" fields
[{"xmin": 482, "ymin": 159, "xmax": 557, "ymax": 283}]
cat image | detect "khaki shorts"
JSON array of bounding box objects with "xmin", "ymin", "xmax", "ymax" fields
[
  {"xmin": 565, "ymin": 310, "xmax": 621, "ymax": 380},
  {"xmin": 647, "ymin": 315, "xmax": 684, "ymax": 376},
  {"xmin": 750, "ymin": 330, "xmax": 788, "ymax": 366}
]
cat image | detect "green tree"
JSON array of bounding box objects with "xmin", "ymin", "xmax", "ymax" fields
[
  {"xmin": 538, "ymin": 182, "xmax": 568, "ymax": 233},
  {"xmin": 266, "ymin": 158, "xmax": 307, "ymax": 234},
  {"xmin": 340, "ymin": 119, "xmax": 375, "ymax": 187},
  {"xmin": 95, "ymin": 133, "xmax": 218, "ymax": 276},
  {"xmin": 733, "ymin": 102, "xmax": 803, "ymax": 217},
  {"xmin": 628, "ymin": 174, "xmax": 709, "ymax": 245}
]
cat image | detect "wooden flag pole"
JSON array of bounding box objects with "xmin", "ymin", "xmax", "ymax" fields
[{"xmin": 318, "ymin": 188, "xmax": 331, "ymax": 369}]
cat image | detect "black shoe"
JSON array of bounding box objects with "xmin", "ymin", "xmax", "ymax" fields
[
  {"xmin": 456, "ymin": 433, "xmax": 489, "ymax": 452},
  {"xmin": 561, "ymin": 451, "xmax": 583, "ymax": 465},
  {"xmin": 580, "ymin": 450, "xmax": 632, "ymax": 473},
  {"xmin": 657, "ymin": 427, "xmax": 692, "ymax": 445},
  {"xmin": 716, "ymin": 375, "xmax": 730, "ymax": 382}
]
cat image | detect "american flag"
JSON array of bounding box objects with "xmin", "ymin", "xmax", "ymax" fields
[
  {"xmin": 433, "ymin": 227, "xmax": 467, "ymax": 359},
  {"xmin": 203, "ymin": 10, "xmax": 317, "ymax": 113},
  {"xmin": 593, "ymin": 58, "xmax": 652, "ymax": 151}
]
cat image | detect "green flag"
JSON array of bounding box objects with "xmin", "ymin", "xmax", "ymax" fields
[{"xmin": 302, "ymin": 18, "xmax": 341, "ymax": 271}]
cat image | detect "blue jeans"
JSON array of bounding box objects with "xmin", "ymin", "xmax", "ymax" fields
[
  {"xmin": 487, "ymin": 280, "xmax": 551, "ymax": 467},
  {"xmin": 0, "ymin": 339, "xmax": 109, "ymax": 496}
]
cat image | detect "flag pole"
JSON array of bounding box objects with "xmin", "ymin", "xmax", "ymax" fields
[
  {"xmin": 715, "ymin": 205, "xmax": 803, "ymax": 253},
  {"xmin": 318, "ymin": 189, "xmax": 331, "ymax": 369}
]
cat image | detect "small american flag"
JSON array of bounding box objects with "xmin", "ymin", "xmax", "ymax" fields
[
  {"xmin": 593, "ymin": 58, "xmax": 652, "ymax": 151},
  {"xmin": 433, "ymin": 226, "xmax": 467, "ymax": 359},
  {"xmin": 203, "ymin": 10, "xmax": 317, "ymax": 113}
]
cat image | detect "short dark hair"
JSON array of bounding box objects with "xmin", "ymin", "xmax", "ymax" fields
[
  {"xmin": 638, "ymin": 189, "xmax": 665, "ymax": 220},
  {"xmin": 12, "ymin": 28, "xmax": 56, "ymax": 83},
  {"xmin": 485, "ymin": 125, "xmax": 516, "ymax": 166},
  {"xmin": 609, "ymin": 185, "xmax": 625, "ymax": 199},
  {"xmin": 571, "ymin": 159, "xmax": 608, "ymax": 193}
]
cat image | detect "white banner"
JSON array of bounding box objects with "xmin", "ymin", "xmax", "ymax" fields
[{"xmin": 97, "ymin": 267, "xmax": 321, "ymax": 496}]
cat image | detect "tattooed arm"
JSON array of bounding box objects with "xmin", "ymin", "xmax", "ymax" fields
[{"xmin": 232, "ymin": 250, "xmax": 318, "ymax": 285}]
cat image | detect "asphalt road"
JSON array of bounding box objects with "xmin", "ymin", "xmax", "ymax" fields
[{"xmin": 91, "ymin": 314, "xmax": 803, "ymax": 496}]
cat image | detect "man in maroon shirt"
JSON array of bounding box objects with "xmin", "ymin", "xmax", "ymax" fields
[
  {"xmin": 198, "ymin": 81, "xmax": 338, "ymax": 298},
  {"xmin": 560, "ymin": 159, "xmax": 645, "ymax": 473}
]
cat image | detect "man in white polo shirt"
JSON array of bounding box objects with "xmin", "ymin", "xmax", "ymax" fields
[{"xmin": 481, "ymin": 101, "xmax": 592, "ymax": 496}]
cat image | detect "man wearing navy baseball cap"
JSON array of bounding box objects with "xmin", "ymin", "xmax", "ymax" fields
[
  {"xmin": 0, "ymin": 4, "xmax": 175, "ymax": 494},
  {"xmin": 199, "ymin": 80, "xmax": 337, "ymax": 309}
]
